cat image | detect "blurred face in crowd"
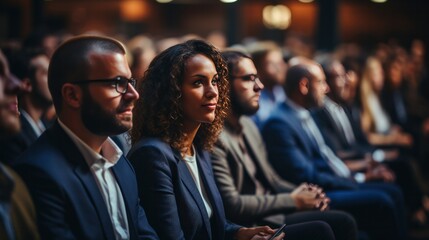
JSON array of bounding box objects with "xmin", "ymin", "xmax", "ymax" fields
[
  {"xmin": 80, "ymin": 51, "xmax": 139, "ymax": 136},
  {"xmin": 342, "ymin": 70, "xmax": 358, "ymax": 104},
  {"xmin": 0, "ymin": 54, "xmax": 22, "ymax": 135},
  {"xmin": 131, "ymin": 48, "xmax": 156, "ymax": 80},
  {"xmin": 181, "ymin": 54, "xmax": 219, "ymax": 129},
  {"xmin": 30, "ymin": 54, "xmax": 52, "ymax": 108},
  {"xmin": 367, "ymin": 58, "xmax": 384, "ymax": 93},
  {"xmin": 386, "ymin": 59, "xmax": 403, "ymax": 88},
  {"xmin": 259, "ymin": 49, "xmax": 287, "ymax": 87},
  {"xmin": 231, "ymin": 57, "xmax": 264, "ymax": 116},
  {"xmin": 306, "ymin": 64, "xmax": 328, "ymax": 108},
  {"xmin": 328, "ymin": 61, "xmax": 348, "ymax": 103}
]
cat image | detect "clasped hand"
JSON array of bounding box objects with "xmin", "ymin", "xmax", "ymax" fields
[{"xmin": 291, "ymin": 183, "xmax": 330, "ymax": 211}]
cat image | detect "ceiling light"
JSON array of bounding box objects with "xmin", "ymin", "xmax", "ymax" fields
[{"xmin": 263, "ymin": 5, "xmax": 292, "ymax": 30}]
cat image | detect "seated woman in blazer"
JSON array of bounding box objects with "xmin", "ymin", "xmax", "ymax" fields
[{"xmin": 127, "ymin": 39, "xmax": 334, "ymax": 240}]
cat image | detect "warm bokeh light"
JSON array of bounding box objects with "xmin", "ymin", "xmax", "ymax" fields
[
  {"xmin": 120, "ymin": 0, "xmax": 148, "ymax": 21},
  {"xmin": 156, "ymin": 0, "xmax": 173, "ymax": 3},
  {"xmin": 220, "ymin": 0, "xmax": 238, "ymax": 2},
  {"xmin": 298, "ymin": 0, "xmax": 314, "ymax": 3},
  {"xmin": 262, "ymin": 5, "xmax": 291, "ymax": 30},
  {"xmin": 371, "ymin": 0, "xmax": 387, "ymax": 3}
]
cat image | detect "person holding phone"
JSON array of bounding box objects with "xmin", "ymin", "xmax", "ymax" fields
[{"xmin": 128, "ymin": 40, "xmax": 334, "ymax": 240}]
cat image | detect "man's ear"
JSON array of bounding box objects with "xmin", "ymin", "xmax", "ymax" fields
[
  {"xmin": 21, "ymin": 78, "xmax": 32, "ymax": 93},
  {"xmin": 61, "ymin": 83, "xmax": 82, "ymax": 109},
  {"xmin": 299, "ymin": 78, "xmax": 309, "ymax": 95}
]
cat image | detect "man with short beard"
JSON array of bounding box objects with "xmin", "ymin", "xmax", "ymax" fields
[
  {"xmin": 210, "ymin": 50, "xmax": 358, "ymax": 240},
  {"xmin": 13, "ymin": 35, "xmax": 158, "ymax": 240},
  {"xmin": 0, "ymin": 49, "xmax": 53, "ymax": 165},
  {"xmin": 0, "ymin": 50, "xmax": 40, "ymax": 240}
]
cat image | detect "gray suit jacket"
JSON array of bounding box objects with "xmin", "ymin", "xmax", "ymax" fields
[{"xmin": 211, "ymin": 116, "xmax": 296, "ymax": 226}]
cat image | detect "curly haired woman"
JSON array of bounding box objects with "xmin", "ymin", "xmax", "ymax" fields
[{"xmin": 127, "ymin": 40, "xmax": 334, "ymax": 240}]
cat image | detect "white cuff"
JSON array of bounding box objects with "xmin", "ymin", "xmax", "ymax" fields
[
  {"xmin": 372, "ymin": 149, "xmax": 385, "ymax": 163},
  {"xmin": 354, "ymin": 172, "xmax": 366, "ymax": 183}
]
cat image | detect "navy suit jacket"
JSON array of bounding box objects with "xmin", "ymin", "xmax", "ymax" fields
[
  {"xmin": 0, "ymin": 113, "xmax": 41, "ymax": 165},
  {"xmin": 261, "ymin": 102, "xmax": 357, "ymax": 191},
  {"xmin": 13, "ymin": 122, "xmax": 158, "ymax": 240},
  {"xmin": 128, "ymin": 138, "xmax": 242, "ymax": 240}
]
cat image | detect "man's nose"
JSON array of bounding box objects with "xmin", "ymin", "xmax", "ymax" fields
[{"xmin": 123, "ymin": 82, "xmax": 140, "ymax": 101}]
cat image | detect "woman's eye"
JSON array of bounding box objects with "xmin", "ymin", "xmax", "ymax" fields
[
  {"xmin": 193, "ymin": 80, "xmax": 203, "ymax": 86},
  {"xmin": 211, "ymin": 78, "xmax": 219, "ymax": 86}
]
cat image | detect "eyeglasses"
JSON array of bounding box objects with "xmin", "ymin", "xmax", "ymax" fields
[
  {"xmin": 232, "ymin": 74, "xmax": 260, "ymax": 83},
  {"xmin": 71, "ymin": 76, "xmax": 136, "ymax": 94}
]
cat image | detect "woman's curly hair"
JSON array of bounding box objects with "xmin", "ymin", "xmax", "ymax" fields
[{"xmin": 130, "ymin": 39, "xmax": 230, "ymax": 152}]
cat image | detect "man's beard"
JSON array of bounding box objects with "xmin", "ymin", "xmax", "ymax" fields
[
  {"xmin": 81, "ymin": 91, "xmax": 130, "ymax": 136},
  {"xmin": 231, "ymin": 91, "xmax": 259, "ymax": 116}
]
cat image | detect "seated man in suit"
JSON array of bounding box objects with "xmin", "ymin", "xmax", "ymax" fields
[
  {"xmin": 312, "ymin": 55, "xmax": 397, "ymax": 180},
  {"xmin": 314, "ymin": 55, "xmax": 429, "ymax": 228},
  {"xmin": 261, "ymin": 57, "xmax": 408, "ymax": 240},
  {"xmin": 0, "ymin": 48, "xmax": 52, "ymax": 165},
  {"xmin": 0, "ymin": 49, "xmax": 39, "ymax": 240},
  {"xmin": 13, "ymin": 35, "xmax": 158, "ymax": 240},
  {"xmin": 211, "ymin": 50, "xmax": 358, "ymax": 240}
]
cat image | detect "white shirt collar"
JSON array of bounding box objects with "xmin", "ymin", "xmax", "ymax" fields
[
  {"xmin": 285, "ymin": 98, "xmax": 310, "ymax": 120},
  {"xmin": 57, "ymin": 119, "xmax": 123, "ymax": 167},
  {"xmin": 20, "ymin": 109, "xmax": 46, "ymax": 137}
]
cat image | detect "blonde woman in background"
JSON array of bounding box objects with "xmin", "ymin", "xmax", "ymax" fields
[{"xmin": 359, "ymin": 56, "xmax": 413, "ymax": 147}]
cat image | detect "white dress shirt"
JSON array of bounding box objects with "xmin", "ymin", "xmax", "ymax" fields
[
  {"xmin": 21, "ymin": 110, "xmax": 46, "ymax": 137},
  {"xmin": 58, "ymin": 119, "xmax": 129, "ymax": 240},
  {"xmin": 182, "ymin": 145, "xmax": 213, "ymax": 218}
]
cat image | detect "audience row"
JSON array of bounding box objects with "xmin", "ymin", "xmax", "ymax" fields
[{"xmin": 1, "ymin": 32, "xmax": 429, "ymax": 240}]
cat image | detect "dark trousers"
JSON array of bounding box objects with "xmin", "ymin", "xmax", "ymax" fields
[
  {"xmin": 283, "ymin": 221, "xmax": 335, "ymax": 240},
  {"xmin": 328, "ymin": 182, "xmax": 406, "ymax": 240},
  {"xmin": 282, "ymin": 210, "xmax": 358, "ymax": 240}
]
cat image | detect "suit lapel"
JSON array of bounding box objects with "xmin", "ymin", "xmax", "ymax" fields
[
  {"xmin": 174, "ymin": 150, "xmax": 213, "ymax": 239},
  {"xmin": 50, "ymin": 123, "xmax": 115, "ymax": 240},
  {"xmin": 281, "ymin": 103, "xmax": 319, "ymax": 154},
  {"xmin": 111, "ymin": 156, "xmax": 137, "ymax": 239},
  {"xmin": 20, "ymin": 113, "xmax": 39, "ymax": 144},
  {"xmin": 74, "ymin": 165, "xmax": 116, "ymax": 240},
  {"xmin": 321, "ymin": 106, "xmax": 349, "ymax": 146},
  {"xmin": 197, "ymin": 150, "xmax": 224, "ymax": 240},
  {"xmin": 241, "ymin": 123, "xmax": 274, "ymax": 187},
  {"xmin": 223, "ymin": 129, "xmax": 256, "ymax": 182},
  {"xmin": 241, "ymin": 122, "xmax": 266, "ymax": 169}
]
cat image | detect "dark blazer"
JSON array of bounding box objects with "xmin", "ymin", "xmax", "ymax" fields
[
  {"xmin": 311, "ymin": 104, "xmax": 374, "ymax": 159},
  {"xmin": 211, "ymin": 116, "xmax": 296, "ymax": 226},
  {"xmin": 261, "ymin": 102, "xmax": 357, "ymax": 191},
  {"xmin": 128, "ymin": 138, "xmax": 242, "ymax": 240},
  {"xmin": 13, "ymin": 122, "xmax": 158, "ymax": 240},
  {"xmin": 0, "ymin": 113, "xmax": 41, "ymax": 165},
  {"xmin": 343, "ymin": 103, "xmax": 373, "ymax": 148}
]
